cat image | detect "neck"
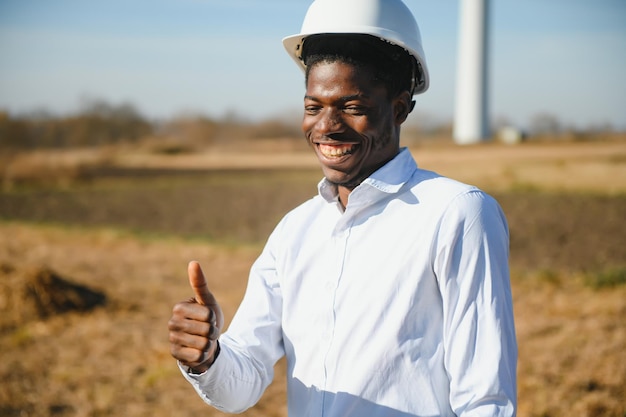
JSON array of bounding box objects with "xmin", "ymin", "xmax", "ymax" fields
[{"xmin": 337, "ymin": 185, "xmax": 354, "ymax": 209}]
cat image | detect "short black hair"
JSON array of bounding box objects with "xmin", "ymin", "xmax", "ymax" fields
[{"xmin": 301, "ymin": 34, "xmax": 418, "ymax": 99}]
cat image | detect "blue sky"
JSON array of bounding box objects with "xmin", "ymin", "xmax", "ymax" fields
[{"xmin": 1, "ymin": 0, "xmax": 625, "ymax": 130}]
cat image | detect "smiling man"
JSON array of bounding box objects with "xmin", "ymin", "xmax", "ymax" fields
[
  {"xmin": 300, "ymin": 33, "xmax": 417, "ymax": 207},
  {"xmin": 168, "ymin": 1, "xmax": 517, "ymax": 416}
]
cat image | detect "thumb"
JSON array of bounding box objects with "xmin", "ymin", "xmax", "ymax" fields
[{"xmin": 188, "ymin": 261, "xmax": 216, "ymax": 306}]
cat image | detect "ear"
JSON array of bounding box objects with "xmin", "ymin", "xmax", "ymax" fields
[{"xmin": 392, "ymin": 91, "xmax": 412, "ymax": 125}]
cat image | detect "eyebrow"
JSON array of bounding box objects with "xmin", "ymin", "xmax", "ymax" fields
[{"xmin": 304, "ymin": 94, "xmax": 370, "ymax": 102}]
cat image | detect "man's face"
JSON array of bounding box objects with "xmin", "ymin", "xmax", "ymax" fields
[{"xmin": 302, "ymin": 61, "xmax": 403, "ymax": 188}]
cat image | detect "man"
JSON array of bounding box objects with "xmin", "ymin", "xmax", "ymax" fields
[{"xmin": 168, "ymin": 0, "xmax": 517, "ymax": 415}]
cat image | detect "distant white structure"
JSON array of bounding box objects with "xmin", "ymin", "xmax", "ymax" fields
[
  {"xmin": 497, "ymin": 126, "xmax": 525, "ymax": 145},
  {"xmin": 453, "ymin": 0, "xmax": 490, "ymax": 144}
]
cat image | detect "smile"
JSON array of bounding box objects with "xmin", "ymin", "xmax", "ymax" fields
[{"xmin": 318, "ymin": 143, "xmax": 358, "ymax": 158}]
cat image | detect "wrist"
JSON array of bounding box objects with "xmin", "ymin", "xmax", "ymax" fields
[{"xmin": 189, "ymin": 340, "xmax": 221, "ymax": 374}]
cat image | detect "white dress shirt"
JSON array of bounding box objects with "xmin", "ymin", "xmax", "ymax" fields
[{"xmin": 180, "ymin": 148, "xmax": 517, "ymax": 416}]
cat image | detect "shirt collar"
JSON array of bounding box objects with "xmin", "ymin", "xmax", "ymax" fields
[{"xmin": 317, "ymin": 147, "xmax": 417, "ymax": 204}]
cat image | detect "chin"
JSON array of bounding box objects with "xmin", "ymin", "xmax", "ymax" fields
[
  {"xmin": 322, "ymin": 170, "xmax": 363, "ymax": 188},
  {"xmin": 322, "ymin": 170, "xmax": 349, "ymax": 185}
]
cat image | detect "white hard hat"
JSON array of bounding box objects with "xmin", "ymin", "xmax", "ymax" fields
[{"xmin": 282, "ymin": 0, "xmax": 429, "ymax": 95}]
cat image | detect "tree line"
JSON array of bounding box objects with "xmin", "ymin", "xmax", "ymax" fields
[{"xmin": 0, "ymin": 100, "xmax": 303, "ymax": 151}]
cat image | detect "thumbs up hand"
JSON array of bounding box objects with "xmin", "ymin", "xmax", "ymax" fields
[{"xmin": 169, "ymin": 261, "xmax": 224, "ymax": 373}]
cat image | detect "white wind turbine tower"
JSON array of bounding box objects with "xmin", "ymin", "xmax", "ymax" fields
[{"xmin": 453, "ymin": 0, "xmax": 490, "ymax": 144}]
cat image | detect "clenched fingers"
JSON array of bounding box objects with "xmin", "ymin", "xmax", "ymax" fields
[
  {"xmin": 168, "ymin": 300, "xmax": 220, "ymax": 366},
  {"xmin": 173, "ymin": 301, "xmax": 216, "ymax": 323}
]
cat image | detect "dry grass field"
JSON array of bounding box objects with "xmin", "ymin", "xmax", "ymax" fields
[{"xmin": 1, "ymin": 139, "xmax": 625, "ymax": 417}]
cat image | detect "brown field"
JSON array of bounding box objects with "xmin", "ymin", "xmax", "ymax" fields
[{"xmin": 1, "ymin": 140, "xmax": 625, "ymax": 416}]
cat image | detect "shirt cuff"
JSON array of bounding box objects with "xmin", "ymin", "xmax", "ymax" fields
[{"xmin": 177, "ymin": 345, "xmax": 236, "ymax": 410}]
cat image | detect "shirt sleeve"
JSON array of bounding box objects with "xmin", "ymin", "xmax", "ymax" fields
[
  {"xmin": 434, "ymin": 190, "xmax": 518, "ymax": 417},
  {"xmin": 178, "ymin": 223, "xmax": 286, "ymax": 413}
]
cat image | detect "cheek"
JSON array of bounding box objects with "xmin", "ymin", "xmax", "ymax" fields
[
  {"xmin": 372, "ymin": 131, "xmax": 393, "ymax": 151},
  {"xmin": 364, "ymin": 117, "xmax": 394, "ymax": 151},
  {"xmin": 302, "ymin": 122, "xmax": 315, "ymax": 144},
  {"xmin": 301, "ymin": 114, "xmax": 312, "ymax": 134}
]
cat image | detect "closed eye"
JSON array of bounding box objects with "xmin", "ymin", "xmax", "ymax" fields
[{"xmin": 343, "ymin": 105, "xmax": 368, "ymax": 116}]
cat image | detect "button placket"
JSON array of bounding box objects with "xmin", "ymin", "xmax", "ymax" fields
[{"xmin": 321, "ymin": 221, "xmax": 352, "ymax": 391}]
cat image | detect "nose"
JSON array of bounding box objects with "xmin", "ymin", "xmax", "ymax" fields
[{"xmin": 315, "ymin": 108, "xmax": 345, "ymax": 136}]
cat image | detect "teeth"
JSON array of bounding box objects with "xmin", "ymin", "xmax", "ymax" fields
[{"xmin": 319, "ymin": 144, "xmax": 356, "ymax": 158}]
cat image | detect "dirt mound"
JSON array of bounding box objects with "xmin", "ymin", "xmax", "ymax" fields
[{"xmin": 0, "ymin": 263, "xmax": 106, "ymax": 331}]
